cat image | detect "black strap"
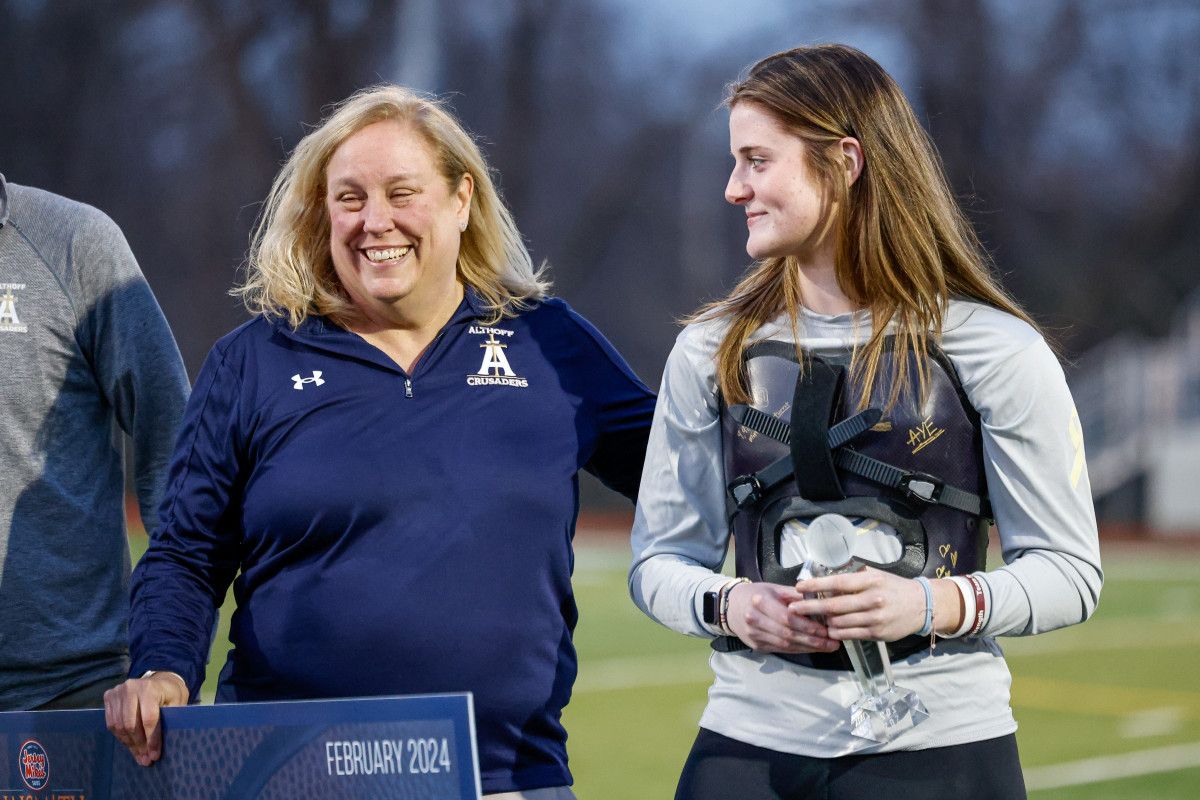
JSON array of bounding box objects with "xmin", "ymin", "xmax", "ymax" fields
[
  {"xmin": 727, "ymin": 405, "xmax": 987, "ymax": 518},
  {"xmin": 710, "ymin": 635, "xmax": 751, "ymax": 653},
  {"xmin": 731, "ymin": 405, "xmax": 881, "ymax": 450},
  {"xmin": 727, "ymin": 409, "xmax": 882, "ymax": 511},
  {"xmin": 790, "ymin": 360, "xmax": 845, "ymax": 500},
  {"xmin": 730, "ymin": 405, "xmax": 793, "ymax": 444},
  {"xmin": 833, "ymin": 449, "xmax": 991, "ymax": 518},
  {"xmin": 710, "ymin": 631, "xmax": 933, "ymax": 670}
]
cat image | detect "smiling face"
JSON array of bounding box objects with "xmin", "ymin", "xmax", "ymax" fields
[
  {"xmin": 325, "ymin": 120, "xmax": 472, "ymax": 326},
  {"xmin": 725, "ymin": 102, "xmax": 834, "ymax": 265}
]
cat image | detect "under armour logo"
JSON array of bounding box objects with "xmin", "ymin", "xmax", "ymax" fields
[{"xmin": 292, "ymin": 371, "xmax": 325, "ymax": 390}]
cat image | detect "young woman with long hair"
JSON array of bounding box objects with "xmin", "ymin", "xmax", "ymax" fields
[{"xmin": 630, "ymin": 44, "xmax": 1101, "ymax": 799}]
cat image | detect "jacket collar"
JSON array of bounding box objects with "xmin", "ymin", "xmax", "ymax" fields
[{"xmin": 271, "ymin": 285, "xmax": 490, "ymax": 368}]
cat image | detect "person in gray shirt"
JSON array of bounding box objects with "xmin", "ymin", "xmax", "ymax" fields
[
  {"xmin": 630, "ymin": 45, "xmax": 1101, "ymax": 799},
  {"xmin": 0, "ymin": 173, "xmax": 189, "ymax": 710}
]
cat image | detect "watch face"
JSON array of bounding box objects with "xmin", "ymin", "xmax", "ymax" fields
[{"xmin": 702, "ymin": 591, "xmax": 720, "ymax": 624}]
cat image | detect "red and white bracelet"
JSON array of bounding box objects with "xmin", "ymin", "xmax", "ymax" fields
[
  {"xmin": 946, "ymin": 575, "xmax": 988, "ymax": 638},
  {"xmin": 964, "ymin": 574, "xmax": 987, "ymax": 635}
]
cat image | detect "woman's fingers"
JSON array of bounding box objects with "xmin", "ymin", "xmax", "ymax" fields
[
  {"xmin": 105, "ymin": 681, "xmax": 152, "ymax": 763},
  {"xmin": 791, "ymin": 567, "xmax": 928, "ymax": 642},
  {"xmin": 104, "ymin": 673, "xmax": 189, "ymax": 766},
  {"xmin": 726, "ymin": 582, "xmax": 839, "ymax": 654}
]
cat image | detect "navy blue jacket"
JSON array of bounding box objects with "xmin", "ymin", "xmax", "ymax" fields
[{"xmin": 128, "ymin": 290, "xmax": 655, "ymax": 793}]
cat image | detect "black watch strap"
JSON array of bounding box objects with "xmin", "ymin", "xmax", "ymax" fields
[{"xmin": 702, "ymin": 590, "xmax": 720, "ymax": 625}]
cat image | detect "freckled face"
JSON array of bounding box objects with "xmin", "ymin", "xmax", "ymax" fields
[
  {"xmin": 325, "ymin": 120, "xmax": 472, "ymax": 320},
  {"xmin": 725, "ymin": 103, "xmax": 832, "ymax": 263}
]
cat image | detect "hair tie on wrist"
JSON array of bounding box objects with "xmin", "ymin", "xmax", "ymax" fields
[
  {"xmin": 946, "ymin": 576, "xmax": 976, "ymax": 638},
  {"xmin": 915, "ymin": 576, "xmax": 934, "ymax": 649}
]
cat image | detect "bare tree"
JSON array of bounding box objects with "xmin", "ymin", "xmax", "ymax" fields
[
  {"xmin": 0, "ymin": 0, "xmax": 412, "ymax": 372},
  {"xmin": 783, "ymin": 0, "xmax": 1200, "ymax": 354},
  {"xmin": 4, "ymin": 0, "xmax": 1197, "ymax": 377}
]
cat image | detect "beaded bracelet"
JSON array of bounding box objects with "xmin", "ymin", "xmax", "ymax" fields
[{"xmin": 718, "ymin": 578, "xmax": 750, "ymax": 635}]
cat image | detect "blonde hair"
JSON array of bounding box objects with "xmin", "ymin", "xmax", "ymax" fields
[
  {"xmin": 236, "ymin": 84, "xmax": 548, "ymax": 326},
  {"xmin": 698, "ymin": 44, "xmax": 1038, "ymax": 408}
]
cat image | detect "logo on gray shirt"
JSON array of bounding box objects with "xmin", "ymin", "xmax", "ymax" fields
[{"xmin": 0, "ymin": 284, "xmax": 27, "ymax": 333}]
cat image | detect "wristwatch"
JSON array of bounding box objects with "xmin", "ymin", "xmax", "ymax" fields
[{"xmin": 702, "ymin": 590, "xmax": 721, "ymax": 625}]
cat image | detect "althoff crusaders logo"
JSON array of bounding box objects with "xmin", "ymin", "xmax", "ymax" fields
[
  {"xmin": 467, "ymin": 327, "xmax": 528, "ymax": 388},
  {"xmin": 0, "ymin": 284, "xmax": 28, "ymax": 333},
  {"xmin": 20, "ymin": 739, "xmax": 49, "ymax": 790}
]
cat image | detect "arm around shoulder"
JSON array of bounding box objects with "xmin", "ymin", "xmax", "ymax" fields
[{"xmin": 563, "ymin": 306, "xmax": 657, "ymax": 502}]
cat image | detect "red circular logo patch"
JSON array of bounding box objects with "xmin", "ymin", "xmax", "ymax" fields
[{"xmin": 20, "ymin": 739, "xmax": 49, "ymax": 790}]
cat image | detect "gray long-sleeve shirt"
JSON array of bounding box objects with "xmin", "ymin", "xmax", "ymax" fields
[
  {"xmin": 630, "ymin": 300, "xmax": 1102, "ymax": 756},
  {"xmin": 0, "ymin": 175, "xmax": 190, "ymax": 709}
]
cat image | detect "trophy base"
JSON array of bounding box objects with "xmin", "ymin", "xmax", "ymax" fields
[{"xmin": 849, "ymin": 686, "xmax": 929, "ymax": 742}]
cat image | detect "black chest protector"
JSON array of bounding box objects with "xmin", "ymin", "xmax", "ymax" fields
[{"xmin": 718, "ymin": 338, "xmax": 991, "ymax": 670}]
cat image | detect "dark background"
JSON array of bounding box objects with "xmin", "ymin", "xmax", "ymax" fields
[{"xmin": 3, "ymin": 0, "xmax": 1198, "ymax": 513}]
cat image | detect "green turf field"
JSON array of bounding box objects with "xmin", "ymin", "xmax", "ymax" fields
[{"xmin": 130, "ymin": 536, "xmax": 1200, "ymax": 798}]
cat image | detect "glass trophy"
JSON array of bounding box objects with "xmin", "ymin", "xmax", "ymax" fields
[{"xmin": 791, "ymin": 514, "xmax": 929, "ymax": 742}]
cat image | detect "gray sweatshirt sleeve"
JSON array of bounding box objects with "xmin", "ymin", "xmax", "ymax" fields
[
  {"xmin": 965, "ymin": 335, "xmax": 1103, "ymax": 636},
  {"xmin": 629, "ymin": 322, "xmax": 736, "ymax": 638},
  {"xmin": 71, "ymin": 208, "xmax": 190, "ymax": 536}
]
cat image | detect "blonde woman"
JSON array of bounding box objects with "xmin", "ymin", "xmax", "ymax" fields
[
  {"xmin": 105, "ymin": 85, "xmax": 654, "ymax": 799},
  {"xmin": 630, "ymin": 45, "xmax": 1100, "ymax": 799}
]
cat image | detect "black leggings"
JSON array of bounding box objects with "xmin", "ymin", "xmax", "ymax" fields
[{"xmin": 675, "ymin": 728, "xmax": 1026, "ymax": 800}]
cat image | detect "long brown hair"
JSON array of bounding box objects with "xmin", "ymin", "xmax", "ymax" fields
[{"xmin": 698, "ymin": 44, "xmax": 1038, "ymax": 408}]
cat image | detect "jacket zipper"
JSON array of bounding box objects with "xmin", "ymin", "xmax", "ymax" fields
[{"xmin": 404, "ymin": 326, "xmax": 456, "ymax": 399}]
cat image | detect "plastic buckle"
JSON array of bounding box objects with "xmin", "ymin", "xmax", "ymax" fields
[
  {"xmin": 728, "ymin": 475, "xmax": 762, "ymax": 508},
  {"xmin": 900, "ymin": 472, "xmax": 943, "ymax": 504}
]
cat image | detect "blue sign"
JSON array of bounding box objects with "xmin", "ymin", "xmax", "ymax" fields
[{"xmin": 0, "ymin": 693, "xmax": 480, "ymax": 799}]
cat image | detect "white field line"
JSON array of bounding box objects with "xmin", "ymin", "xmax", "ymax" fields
[
  {"xmin": 575, "ymin": 653, "xmax": 712, "ymax": 692},
  {"xmin": 999, "ymin": 614, "xmax": 1200, "ymax": 657},
  {"xmin": 573, "ymin": 545, "xmax": 633, "ymax": 574},
  {"xmin": 1024, "ymin": 741, "xmax": 1200, "ymax": 791}
]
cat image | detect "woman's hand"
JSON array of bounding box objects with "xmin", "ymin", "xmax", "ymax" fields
[
  {"xmin": 789, "ymin": 567, "xmax": 932, "ymax": 643},
  {"xmin": 725, "ymin": 581, "xmax": 840, "ymax": 654},
  {"xmin": 104, "ymin": 672, "xmax": 189, "ymax": 766}
]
